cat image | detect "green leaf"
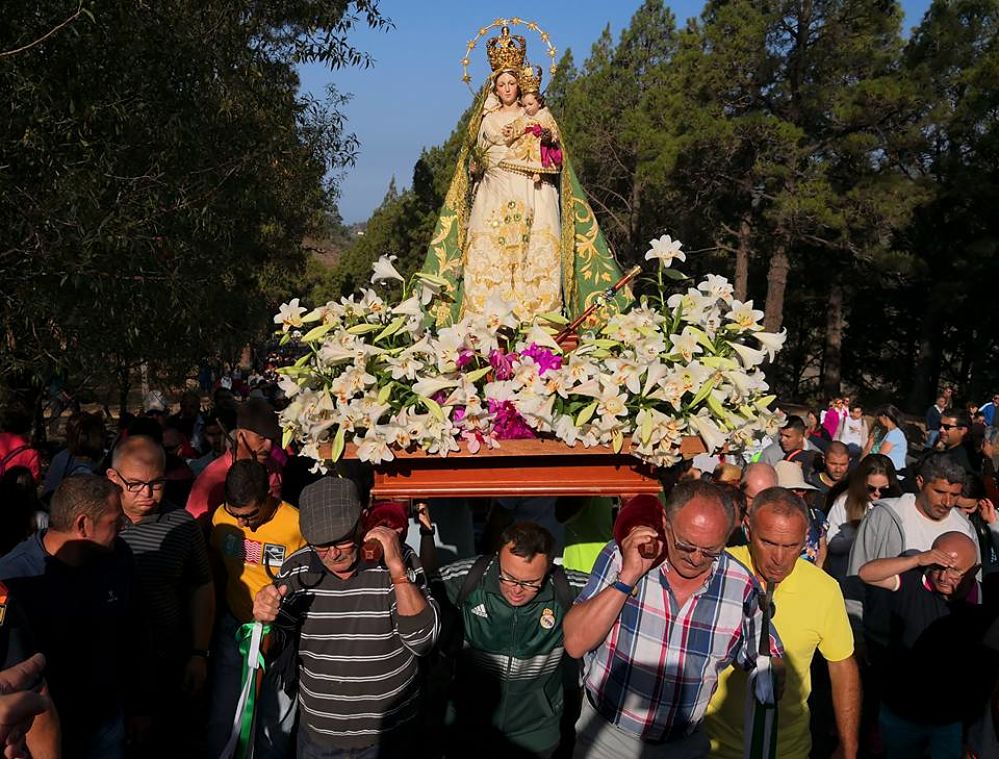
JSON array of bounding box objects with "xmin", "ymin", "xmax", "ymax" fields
[
  {"xmin": 687, "ymin": 377, "xmax": 717, "ymax": 409},
  {"xmin": 575, "ymin": 401, "xmax": 598, "ymax": 426},
  {"xmin": 413, "ymin": 271, "xmax": 448, "ymax": 286},
  {"xmin": 663, "ymin": 268, "xmax": 687, "ymax": 281},
  {"xmin": 538, "ymin": 311, "xmax": 570, "ymax": 325},
  {"xmin": 374, "ymin": 316, "xmax": 406, "ymax": 343},
  {"xmin": 347, "ymin": 323, "xmax": 382, "ymax": 335},
  {"xmin": 418, "ymin": 395, "xmax": 444, "ymax": 421},
  {"xmin": 756, "ymin": 394, "xmax": 777, "ymax": 410},
  {"xmin": 294, "ymin": 352, "xmax": 311, "ymax": 368},
  {"xmin": 330, "ymin": 425, "xmax": 346, "ymax": 463},
  {"xmin": 377, "ymin": 383, "xmax": 393, "ymax": 405},
  {"xmin": 281, "ymin": 426, "xmax": 294, "ymax": 449},
  {"xmin": 641, "ymin": 411, "xmax": 653, "ymax": 444},
  {"xmin": 464, "ymin": 365, "xmax": 492, "ymax": 383}
]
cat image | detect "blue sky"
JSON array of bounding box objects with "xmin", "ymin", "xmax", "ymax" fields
[{"xmin": 299, "ymin": 1, "xmax": 935, "ymax": 224}]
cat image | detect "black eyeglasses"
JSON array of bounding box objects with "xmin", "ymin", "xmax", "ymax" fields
[
  {"xmin": 113, "ymin": 469, "xmax": 166, "ymax": 493},
  {"xmin": 939, "ymin": 423, "xmax": 960, "ymax": 431},
  {"xmin": 498, "ymin": 568, "xmax": 545, "ymax": 591}
]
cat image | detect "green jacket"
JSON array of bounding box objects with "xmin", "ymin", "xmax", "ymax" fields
[{"xmin": 439, "ymin": 556, "xmax": 587, "ymax": 753}]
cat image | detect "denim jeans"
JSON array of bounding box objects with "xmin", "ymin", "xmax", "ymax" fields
[{"xmin": 880, "ymin": 705, "xmax": 961, "ymax": 759}]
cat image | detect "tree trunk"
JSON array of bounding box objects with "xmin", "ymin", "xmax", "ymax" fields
[
  {"xmin": 118, "ymin": 363, "xmax": 131, "ymax": 415},
  {"xmin": 763, "ymin": 242, "xmax": 790, "ymax": 333},
  {"xmin": 628, "ymin": 173, "xmax": 642, "ymax": 264},
  {"xmin": 734, "ymin": 212, "xmax": 751, "ymax": 302},
  {"xmin": 907, "ymin": 297, "xmax": 942, "ymax": 411},
  {"xmin": 822, "ymin": 277, "xmax": 844, "ymax": 398}
]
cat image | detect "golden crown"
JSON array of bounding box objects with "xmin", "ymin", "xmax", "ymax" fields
[
  {"xmin": 486, "ymin": 26, "xmax": 527, "ymax": 72},
  {"xmin": 518, "ymin": 64, "xmax": 543, "ymax": 95}
]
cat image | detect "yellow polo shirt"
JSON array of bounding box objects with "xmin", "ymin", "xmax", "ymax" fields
[
  {"xmin": 705, "ymin": 545, "xmax": 854, "ymax": 759},
  {"xmin": 211, "ymin": 501, "xmax": 307, "ymax": 623}
]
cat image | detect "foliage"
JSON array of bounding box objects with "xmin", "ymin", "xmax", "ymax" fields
[{"xmin": 0, "ymin": 0, "xmax": 388, "ymax": 402}]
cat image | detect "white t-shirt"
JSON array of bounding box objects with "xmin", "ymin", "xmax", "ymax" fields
[
  {"xmin": 826, "ymin": 493, "xmax": 862, "ymax": 544},
  {"xmin": 838, "ymin": 416, "xmax": 867, "ymax": 447},
  {"xmin": 886, "ymin": 493, "xmax": 977, "ymax": 552}
]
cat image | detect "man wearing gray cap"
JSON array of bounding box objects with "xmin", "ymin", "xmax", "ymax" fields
[{"xmin": 253, "ymin": 477, "xmax": 439, "ymax": 755}]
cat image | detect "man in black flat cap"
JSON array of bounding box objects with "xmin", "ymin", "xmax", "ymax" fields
[
  {"xmin": 186, "ymin": 397, "xmax": 284, "ymax": 526},
  {"xmin": 253, "ymin": 477, "xmax": 439, "ymax": 755}
]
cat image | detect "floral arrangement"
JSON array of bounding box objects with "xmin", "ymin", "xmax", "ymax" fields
[{"xmin": 274, "ymin": 236, "xmax": 786, "ymax": 470}]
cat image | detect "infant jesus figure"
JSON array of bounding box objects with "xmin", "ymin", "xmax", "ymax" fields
[{"xmin": 499, "ymin": 89, "xmax": 563, "ymax": 187}]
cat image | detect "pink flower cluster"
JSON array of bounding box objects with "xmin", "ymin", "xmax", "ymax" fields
[{"xmin": 488, "ymin": 399, "xmax": 535, "ymax": 440}]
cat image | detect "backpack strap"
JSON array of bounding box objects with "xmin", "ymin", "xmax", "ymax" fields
[
  {"xmin": 456, "ymin": 554, "xmax": 494, "ymax": 608},
  {"xmin": 550, "ymin": 565, "xmax": 572, "ymax": 614},
  {"xmin": 0, "ymin": 445, "xmax": 30, "ymax": 475}
]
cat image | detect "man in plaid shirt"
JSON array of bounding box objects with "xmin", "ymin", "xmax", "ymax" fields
[{"xmin": 564, "ymin": 481, "xmax": 781, "ymax": 758}]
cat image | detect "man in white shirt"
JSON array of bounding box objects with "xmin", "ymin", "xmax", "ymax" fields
[
  {"xmin": 845, "ymin": 454, "xmax": 978, "ymax": 640},
  {"xmin": 836, "ymin": 404, "xmax": 870, "ymax": 457}
]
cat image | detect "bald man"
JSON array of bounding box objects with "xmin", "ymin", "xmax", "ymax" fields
[
  {"xmin": 729, "ymin": 463, "xmax": 779, "ymax": 545},
  {"xmin": 859, "ymin": 532, "xmax": 989, "ymax": 758},
  {"xmin": 109, "ymin": 436, "xmax": 215, "ymax": 757}
]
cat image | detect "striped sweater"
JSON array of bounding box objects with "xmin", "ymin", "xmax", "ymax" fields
[{"xmin": 274, "ymin": 546, "xmax": 439, "ymax": 749}]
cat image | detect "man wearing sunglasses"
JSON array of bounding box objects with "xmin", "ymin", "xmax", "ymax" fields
[
  {"xmin": 706, "ymin": 487, "xmax": 858, "ymax": 759},
  {"xmin": 252, "ymin": 477, "xmax": 439, "ymax": 756},
  {"xmin": 207, "ymin": 460, "xmax": 305, "ymax": 758},
  {"xmin": 436, "ymin": 521, "xmax": 588, "ymax": 757},
  {"xmin": 563, "ymin": 480, "xmax": 781, "ymax": 757},
  {"xmin": 846, "ymin": 454, "xmax": 979, "ymax": 658},
  {"xmin": 109, "ymin": 435, "xmax": 214, "ymax": 757}
]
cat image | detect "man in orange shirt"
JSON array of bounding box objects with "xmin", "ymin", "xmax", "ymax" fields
[{"xmin": 185, "ymin": 398, "xmax": 283, "ymax": 527}]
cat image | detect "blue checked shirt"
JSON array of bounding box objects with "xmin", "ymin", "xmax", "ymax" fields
[{"xmin": 577, "ymin": 540, "xmax": 781, "ymax": 741}]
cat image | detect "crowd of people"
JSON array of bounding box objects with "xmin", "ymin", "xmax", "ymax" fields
[{"xmin": 1, "ymin": 388, "xmax": 999, "ymax": 759}]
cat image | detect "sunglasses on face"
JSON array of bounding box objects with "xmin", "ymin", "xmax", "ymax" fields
[
  {"xmin": 667, "ymin": 524, "xmax": 724, "ymax": 560},
  {"xmin": 867, "ymin": 484, "xmax": 888, "ymax": 495},
  {"xmin": 939, "ymin": 423, "xmax": 962, "ymax": 431}
]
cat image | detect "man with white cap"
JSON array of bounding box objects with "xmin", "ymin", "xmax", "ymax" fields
[
  {"xmin": 253, "ymin": 477, "xmax": 439, "ymax": 755},
  {"xmin": 775, "ymin": 460, "xmax": 827, "ymax": 565}
]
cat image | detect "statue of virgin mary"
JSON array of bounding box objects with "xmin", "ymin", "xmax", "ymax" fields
[{"xmin": 420, "ymin": 25, "xmax": 631, "ymax": 328}]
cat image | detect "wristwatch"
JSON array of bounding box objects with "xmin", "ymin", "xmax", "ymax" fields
[
  {"xmin": 392, "ymin": 567, "xmax": 418, "ymax": 585},
  {"xmin": 611, "ymin": 575, "xmax": 637, "ymax": 597}
]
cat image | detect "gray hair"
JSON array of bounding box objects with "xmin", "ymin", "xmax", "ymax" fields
[
  {"xmin": 748, "ymin": 486, "xmax": 808, "ymax": 525},
  {"xmin": 664, "ymin": 480, "xmax": 735, "ymax": 532},
  {"xmin": 918, "ymin": 452, "xmax": 967, "ymax": 486}
]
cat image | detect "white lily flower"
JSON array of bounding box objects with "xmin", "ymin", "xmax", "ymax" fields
[
  {"xmin": 392, "ymin": 295, "xmax": 425, "ymax": 319},
  {"xmin": 274, "ymin": 298, "xmax": 307, "ymax": 331},
  {"xmin": 730, "ymin": 341, "xmax": 767, "ymax": 369},
  {"xmin": 698, "ymin": 274, "xmax": 734, "ymax": 304},
  {"xmin": 644, "ymin": 234, "xmax": 686, "ymax": 267},
  {"xmin": 371, "ymin": 254, "xmax": 405, "ymax": 284},
  {"xmin": 668, "ymin": 326, "xmax": 704, "ymax": 363},
  {"xmin": 356, "ymin": 428, "xmax": 394, "ymax": 464},
  {"xmin": 754, "ymin": 329, "xmax": 787, "ymax": 362},
  {"xmin": 689, "ymin": 412, "xmax": 728, "ymax": 453},
  {"xmin": 412, "ymin": 376, "xmax": 460, "ymax": 398},
  {"xmin": 554, "ymin": 414, "xmax": 580, "ymax": 446},
  {"xmin": 726, "ymin": 300, "xmax": 765, "ymax": 331}
]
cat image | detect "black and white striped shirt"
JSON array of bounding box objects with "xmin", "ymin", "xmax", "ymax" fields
[{"xmin": 274, "ymin": 546, "xmax": 439, "ymax": 749}]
